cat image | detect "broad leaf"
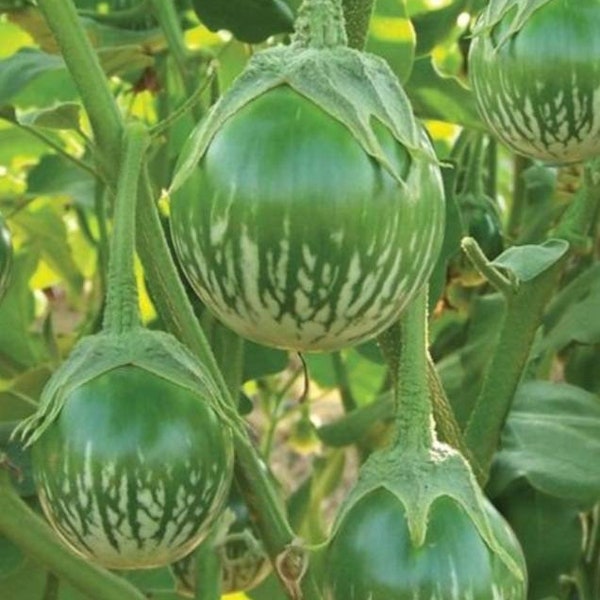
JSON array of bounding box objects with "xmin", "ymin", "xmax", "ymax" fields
[
  {"xmin": 489, "ymin": 380, "xmax": 600, "ymax": 506},
  {"xmin": 405, "ymin": 56, "xmax": 482, "ymax": 128},
  {"xmin": 491, "ymin": 238, "xmax": 569, "ymax": 283}
]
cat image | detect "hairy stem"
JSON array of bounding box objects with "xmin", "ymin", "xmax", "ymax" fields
[
  {"xmin": 102, "ymin": 123, "xmax": 149, "ymax": 334},
  {"xmin": 342, "ymin": 0, "xmax": 376, "ymax": 49}
]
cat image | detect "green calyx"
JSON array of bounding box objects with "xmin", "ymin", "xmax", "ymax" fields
[
  {"xmin": 292, "ymin": 0, "xmax": 348, "ymax": 49},
  {"xmin": 471, "ymin": 0, "xmax": 555, "ymax": 47},
  {"xmin": 14, "ymin": 328, "xmax": 241, "ymax": 446},
  {"xmin": 170, "ymin": 27, "xmax": 435, "ymax": 196},
  {"xmin": 330, "ymin": 440, "xmax": 527, "ymax": 588}
]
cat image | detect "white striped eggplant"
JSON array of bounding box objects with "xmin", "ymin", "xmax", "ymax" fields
[
  {"xmin": 21, "ymin": 330, "xmax": 235, "ymax": 570},
  {"xmin": 323, "ymin": 444, "xmax": 528, "ymax": 600},
  {"xmin": 170, "ymin": 1, "xmax": 445, "ymax": 352},
  {"xmin": 469, "ymin": 0, "xmax": 600, "ymax": 164}
]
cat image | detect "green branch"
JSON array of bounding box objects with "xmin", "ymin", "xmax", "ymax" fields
[
  {"xmin": 37, "ymin": 0, "xmax": 122, "ymax": 180},
  {"xmin": 342, "ymin": 0, "xmax": 376, "ymax": 49},
  {"xmin": 0, "ymin": 467, "xmax": 145, "ymax": 600}
]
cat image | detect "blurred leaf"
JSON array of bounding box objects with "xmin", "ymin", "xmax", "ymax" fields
[
  {"xmin": 438, "ymin": 293, "xmax": 505, "ymax": 427},
  {"xmin": 13, "ymin": 200, "xmax": 85, "ymax": 298},
  {"xmin": 96, "ymin": 44, "xmax": 154, "ymax": 77},
  {"xmin": 0, "ymin": 122, "xmax": 50, "ymax": 163},
  {"xmin": 306, "ymin": 349, "xmax": 385, "ymax": 405},
  {"xmin": 0, "ymin": 535, "xmax": 26, "ymax": 580},
  {"xmin": 353, "ymin": 339, "xmax": 384, "ymax": 364},
  {"xmin": 0, "ymin": 48, "xmax": 65, "ymax": 106},
  {"xmin": 27, "ymin": 154, "xmax": 96, "ymax": 210},
  {"xmin": 564, "ymin": 344, "xmax": 600, "ymax": 395},
  {"xmin": 494, "ymin": 481, "xmax": 584, "ymax": 600},
  {"xmin": 17, "ymin": 102, "xmax": 81, "ymax": 130},
  {"xmin": 405, "ymin": 55, "xmax": 482, "ymax": 128},
  {"xmin": 412, "ymin": 0, "xmax": 467, "ymax": 57},
  {"xmin": 366, "ymin": 0, "xmax": 416, "ymax": 83},
  {"xmin": 0, "ymin": 249, "xmax": 48, "ymax": 376},
  {"xmin": 242, "ymin": 341, "xmax": 288, "ymax": 382},
  {"xmin": 0, "ymin": 558, "xmax": 47, "ymax": 599},
  {"xmin": 489, "ymin": 380, "xmax": 600, "ymax": 506},
  {"xmin": 248, "ymin": 572, "xmax": 288, "ymax": 600},
  {"xmin": 317, "ymin": 393, "xmax": 394, "ymax": 447},
  {"xmin": 492, "ymin": 238, "xmax": 569, "ymax": 283},
  {"xmin": 0, "ymin": 366, "xmax": 50, "ymax": 423},
  {"xmin": 540, "ymin": 264, "xmax": 600, "ymax": 353},
  {"xmin": 429, "ymin": 164, "xmax": 461, "ymax": 308}
]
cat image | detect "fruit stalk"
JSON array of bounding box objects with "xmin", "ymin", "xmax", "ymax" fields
[
  {"xmin": 102, "ymin": 122, "xmax": 149, "ymax": 334},
  {"xmin": 379, "ymin": 287, "xmax": 435, "ymax": 452},
  {"xmin": 342, "ymin": 0, "xmax": 376, "ymax": 49}
]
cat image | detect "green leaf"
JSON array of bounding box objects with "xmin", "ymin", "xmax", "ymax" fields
[
  {"xmin": 489, "ymin": 380, "xmax": 600, "ymax": 506},
  {"xmin": 0, "ymin": 48, "xmax": 65, "ymax": 106},
  {"xmin": 0, "ymin": 249, "xmax": 48, "ymax": 377},
  {"xmin": 27, "ymin": 154, "xmax": 96, "ymax": 210},
  {"xmin": 0, "ymin": 366, "xmax": 51, "ymax": 423},
  {"xmin": 412, "ymin": 0, "xmax": 468, "ymax": 57},
  {"xmin": 491, "ymin": 239, "xmax": 569, "ymax": 283},
  {"xmin": 438, "ymin": 293, "xmax": 505, "ymax": 427},
  {"xmin": 404, "ymin": 56, "xmax": 482, "ymax": 128},
  {"xmin": 366, "ymin": 0, "xmax": 416, "ymax": 83},
  {"xmin": 17, "ymin": 102, "xmax": 82, "ymax": 130},
  {"xmin": 540, "ymin": 264, "xmax": 600, "ymax": 352},
  {"xmin": 13, "ymin": 200, "xmax": 85, "ymax": 298},
  {"xmin": 429, "ymin": 164, "xmax": 462, "ymax": 308},
  {"xmin": 494, "ymin": 481, "xmax": 584, "ymax": 600},
  {"xmin": 242, "ymin": 341, "xmax": 288, "ymax": 382},
  {"xmin": 0, "ymin": 535, "xmax": 25, "ymax": 580}
]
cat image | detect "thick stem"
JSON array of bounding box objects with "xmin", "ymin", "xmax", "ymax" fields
[
  {"xmin": 464, "ymin": 262, "xmax": 564, "ymax": 479},
  {"xmin": 342, "ymin": 0, "xmax": 376, "ymax": 49},
  {"xmin": 507, "ymin": 154, "xmax": 532, "ymax": 240},
  {"xmin": 37, "ymin": 0, "xmax": 122, "ymax": 181},
  {"xmin": 331, "ymin": 352, "xmax": 357, "ymax": 413},
  {"xmin": 193, "ymin": 529, "xmax": 222, "ymax": 600},
  {"xmin": 0, "ymin": 469, "xmax": 145, "ymax": 600},
  {"xmin": 102, "ymin": 123, "xmax": 149, "ymax": 334},
  {"xmin": 379, "ymin": 288, "xmax": 435, "ymax": 452},
  {"xmin": 293, "ymin": 0, "xmax": 348, "ymax": 48}
]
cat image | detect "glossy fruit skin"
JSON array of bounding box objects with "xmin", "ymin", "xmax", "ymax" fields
[
  {"xmin": 32, "ymin": 365, "xmax": 234, "ymax": 570},
  {"xmin": 324, "ymin": 489, "xmax": 527, "ymax": 600},
  {"xmin": 190, "ymin": 0, "xmax": 294, "ymax": 43},
  {"xmin": 469, "ymin": 0, "xmax": 600, "ymax": 164},
  {"xmin": 171, "ymin": 86, "xmax": 445, "ymax": 352},
  {"xmin": 0, "ymin": 212, "xmax": 12, "ymax": 301}
]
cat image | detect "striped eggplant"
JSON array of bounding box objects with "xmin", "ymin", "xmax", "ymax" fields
[
  {"xmin": 323, "ymin": 443, "xmax": 527, "ymax": 600},
  {"xmin": 171, "ymin": 84, "xmax": 444, "ymax": 352},
  {"xmin": 30, "ymin": 361, "xmax": 234, "ymax": 570},
  {"xmin": 0, "ymin": 211, "xmax": 12, "ymax": 300},
  {"xmin": 469, "ymin": 0, "xmax": 600, "ymax": 164},
  {"xmin": 325, "ymin": 490, "xmax": 526, "ymax": 600}
]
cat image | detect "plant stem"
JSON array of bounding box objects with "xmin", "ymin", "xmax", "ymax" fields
[
  {"xmin": 102, "ymin": 123, "xmax": 149, "ymax": 334},
  {"xmin": 379, "ymin": 288, "xmax": 435, "ymax": 452},
  {"xmin": 464, "ymin": 260, "xmax": 564, "ymax": 479},
  {"xmin": 293, "ymin": 0, "xmax": 348, "ymax": 49},
  {"xmin": 0, "ymin": 468, "xmax": 145, "ymax": 600},
  {"xmin": 461, "ymin": 236, "xmax": 515, "ymax": 295},
  {"xmin": 37, "ymin": 0, "xmax": 122, "ymax": 181},
  {"xmin": 342, "ymin": 0, "xmax": 376, "ymax": 49},
  {"xmin": 331, "ymin": 352, "xmax": 356, "ymax": 413},
  {"xmin": 148, "ymin": 0, "xmax": 200, "ymax": 108},
  {"xmin": 193, "ymin": 529, "xmax": 222, "ymax": 600},
  {"xmin": 507, "ymin": 154, "xmax": 531, "ymax": 240}
]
